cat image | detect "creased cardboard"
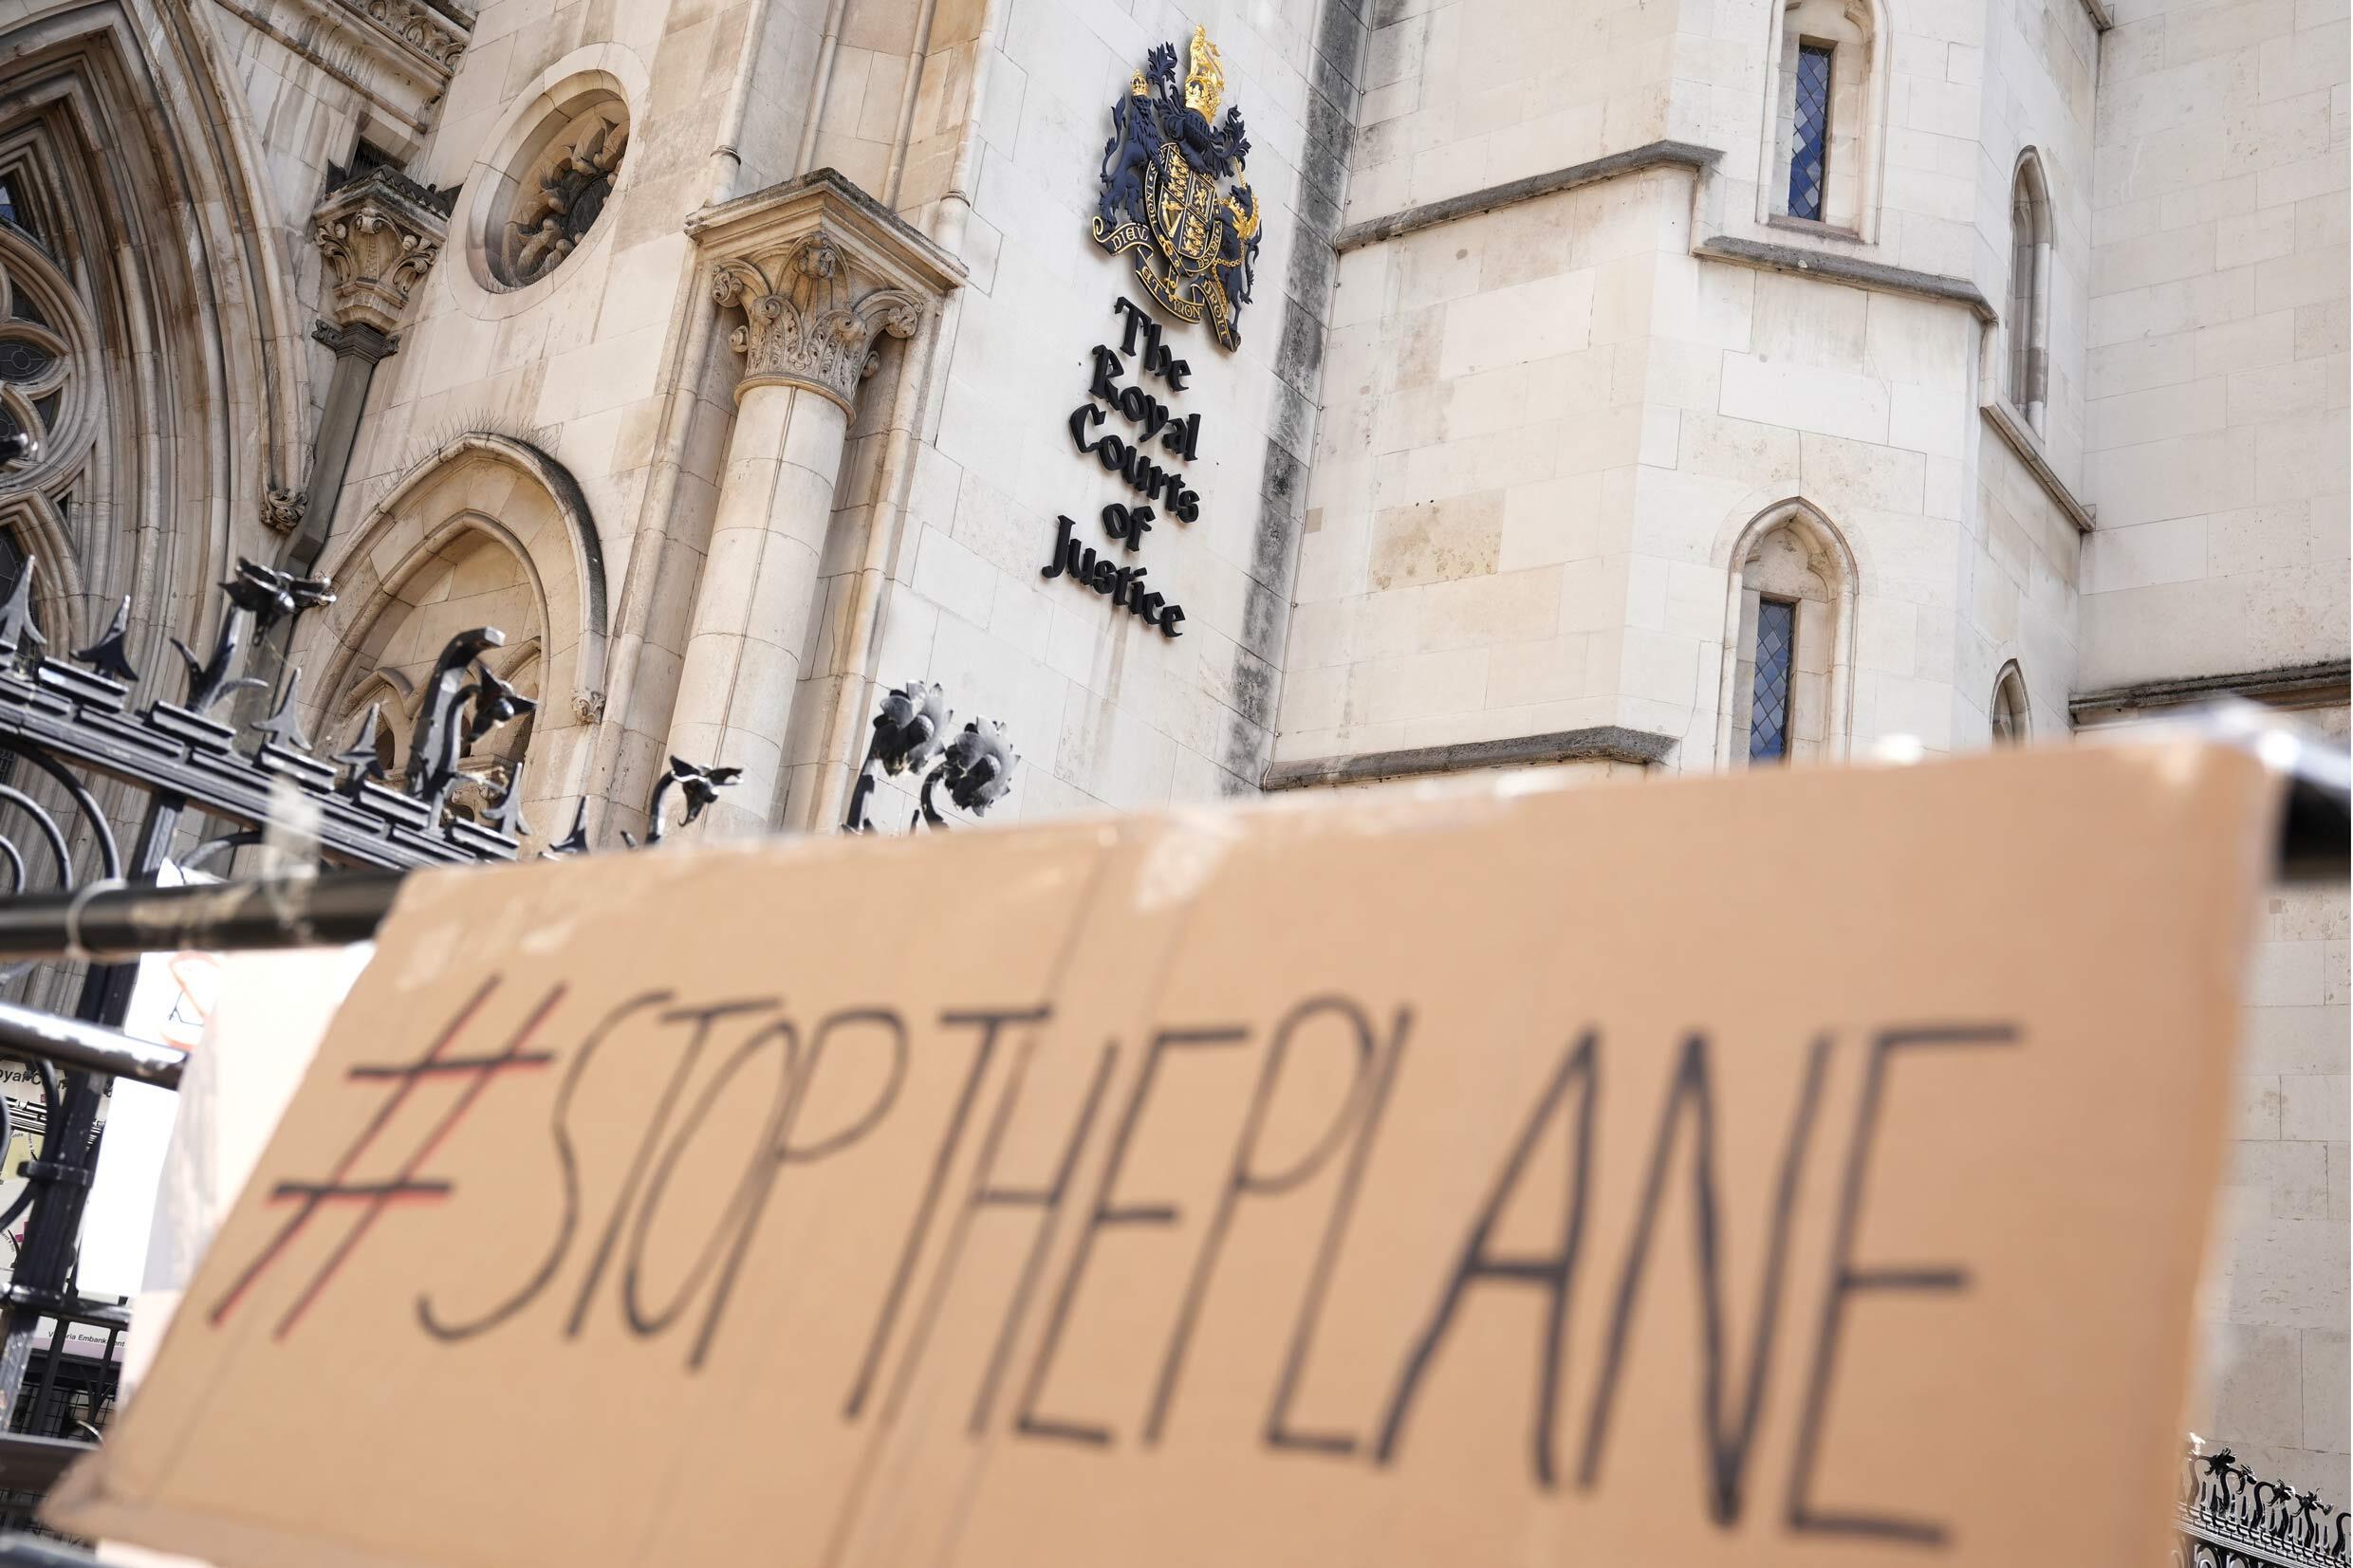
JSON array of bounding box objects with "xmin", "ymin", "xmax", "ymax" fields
[{"xmin": 49, "ymin": 744, "xmax": 2280, "ymax": 1567}]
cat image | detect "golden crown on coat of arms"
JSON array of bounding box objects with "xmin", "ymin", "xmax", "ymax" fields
[
  {"xmin": 1094, "ymin": 24, "xmax": 1261, "ymax": 351},
  {"xmin": 1182, "ymin": 26, "xmax": 1225, "ymax": 118}
]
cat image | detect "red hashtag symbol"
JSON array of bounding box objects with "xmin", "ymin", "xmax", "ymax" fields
[{"xmin": 208, "ymin": 976, "xmax": 564, "ymax": 1338}]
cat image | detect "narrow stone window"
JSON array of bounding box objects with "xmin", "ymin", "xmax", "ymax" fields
[
  {"xmin": 1788, "ymin": 45, "xmax": 1834, "ymax": 222},
  {"xmin": 1769, "ymin": 1, "xmax": 1881, "ymax": 235},
  {"xmin": 2007, "ymin": 153, "xmax": 2052, "ymax": 429},
  {"xmin": 1749, "ymin": 599, "xmax": 1799, "ymax": 764},
  {"xmin": 1991, "ymin": 663, "xmax": 2029, "ymax": 747},
  {"xmin": 1722, "ymin": 503, "xmax": 1856, "ymax": 766}
]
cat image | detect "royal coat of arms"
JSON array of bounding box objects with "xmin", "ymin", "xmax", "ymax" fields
[{"xmin": 1093, "ymin": 27, "xmax": 1261, "ymax": 352}]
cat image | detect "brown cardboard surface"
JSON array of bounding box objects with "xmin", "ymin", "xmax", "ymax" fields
[{"xmin": 49, "ymin": 743, "xmax": 2279, "ymax": 1567}]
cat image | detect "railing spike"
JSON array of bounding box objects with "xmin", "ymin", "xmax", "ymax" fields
[
  {"xmin": 0, "ymin": 555, "xmax": 43, "ymax": 664},
  {"xmin": 71, "ymin": 596, "xmax": 138, "ymax": 685},
  {"xmin": 249, "ymin": 668, "xmax": 313, "ymax": 756}
]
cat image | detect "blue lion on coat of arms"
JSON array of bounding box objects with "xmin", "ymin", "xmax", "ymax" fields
[{"xmin": 1093, "ymin": 27, "xmax": 1261, "ymax": 352}]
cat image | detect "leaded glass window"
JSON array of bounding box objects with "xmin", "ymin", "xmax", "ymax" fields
[
  {"xmin": 2010, "ymin": 181, "xmax": 2035, "ymax": 405},
  {"xmin": 0, "ymin": 261, "xmax": 71, "ymax": 465},
  {"xmin": 1749, "ymin": 599, "xmax": 1797, "ymax": 764},
  {"xmin": 0, "ymin": 339, "xmax": 53, "ymax": 383},
  {"xmin": 0, "ymin": 177, "xmax": 38, "ymax": 247},
  {"xmin": 1788, "ymin": 44, "xmax": 1833, "ymax": 222}
]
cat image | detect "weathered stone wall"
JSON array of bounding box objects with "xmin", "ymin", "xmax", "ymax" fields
[
  {"xmin": 1346, "ymin": 0, "xmax": 1674, "ymax": 224},
  {"xmin": 1283, "ymin": 170, "xmax": 1672, "ymax": 761},
  {"xmin": 2204, "ymin": 855, "xmax": 2351, "ymax": 1503},
  {"xmin": 2080, "ymin": 0, "xmax": 2349, "ymax": 688},
  {"xmin": 1284, "ymin": 0, "xmax": 2097, "ymax": 771}
]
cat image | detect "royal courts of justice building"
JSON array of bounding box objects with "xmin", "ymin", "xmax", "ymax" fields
[{"xmin": 0, "ymin": 0, "xmax": 2344, "ymax": 1500}]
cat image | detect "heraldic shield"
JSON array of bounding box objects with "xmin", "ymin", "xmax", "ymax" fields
[{"xmin": 1093, "ymin": 26, "xmax": 1261, "ymax": 352}]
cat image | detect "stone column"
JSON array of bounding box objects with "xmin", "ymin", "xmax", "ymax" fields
[
  {"xmin": 671, "ymin": 174, "xmax": 960, "ymax": 838},
  {"xmin": 281, "ymin": 165, "xmax": 454, "ymax": 574}
]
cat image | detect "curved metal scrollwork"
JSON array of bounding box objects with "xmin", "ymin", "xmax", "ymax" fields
[
  {"xmin": 843, "ymin": 680, "xmax": 1018, "ymax": 835},
  {"xmin": 2179, "ymin": 1438, "xmax": 2351, "ymax": 1567},
  {"xmin": 0, "ymin": 737, "xmax": 119, "ymax": 983},
  {"xmin": 0, "ymin": 552, "xmax": 573, "ymax": 869}
]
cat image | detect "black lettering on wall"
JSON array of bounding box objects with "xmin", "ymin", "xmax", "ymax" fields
[
  {"xmin": 417, "ymin": 989, "xmax": 674, "ymax": 1341},
  {"xmin": 1784, "ymin": 1023, "xmax": 2019, "ymax": 1547},
  {"xmin": 1373, "ymin": 1032, "xmax": 1599, "ymax": 1486},
  {"xmin": 1573, "ymin": 1034, "xmax": 1832, "ymax": 1525},
  {"xmin": 1015, "ymin": 1024, "xmax": 1250, "ymax": 1447}
]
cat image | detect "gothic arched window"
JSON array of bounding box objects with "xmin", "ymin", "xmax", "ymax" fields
[
  {"xmin": 1991, "ymin": 662, "xmax": 2030, "ymax": 747},
  {"xmin": 0, "ymin": 259, "xmax": 69, "ymax": 468},
  {"xmin": 1719, "ymin": 501, "xmax": 1861, "ymax": 767},
  {"xmin": 1771, "ymin": 0, "xmax": 1882, "ymax": 234},
  {"xmin": 2009, "ymin": 152, "xmax": 2053, "ymax": 429}
]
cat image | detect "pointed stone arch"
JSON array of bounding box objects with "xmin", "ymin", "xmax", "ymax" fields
[
  {"xmin": 0, "ymin": 5, "xmax": 311, "ymax": 668},
  {"xmin": 295, "ymin": 434, "xmax": 607, "ymax": 832},
  {"xmin": 1710, "ymin": 496, "xmax": 1862, "ymax": 766},
  {"xmin": 2008, "ymin": 148, "xmax": 2054, "ymax": 429},
  {"xmin": 0, "ymin": 489, "xmax": 86, "ymax": 652},
  {"xmin": 1990, "ymin": 657, "xmax": 2031, "ymax": 746}
]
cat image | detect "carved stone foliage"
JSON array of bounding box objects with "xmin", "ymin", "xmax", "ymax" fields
[
  {"xmin": 312, "ymin": 167, "xmax": 454, "ymax": 338},
  {"xmin": 495, "ymin": 104, "xmax": 628, "ymax": 287},
  {"xmin": 349, "ymin": 0, "xmax": 467, "ymax": 70},
  {"xmin": 713, "ymin": 231, "xmax": 923, "ymax": 413}
]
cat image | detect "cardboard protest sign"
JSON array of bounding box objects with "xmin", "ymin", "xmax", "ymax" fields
[{"xmin": 50, "ymin": 743, "xmax": 2278, "ymax": 1568}]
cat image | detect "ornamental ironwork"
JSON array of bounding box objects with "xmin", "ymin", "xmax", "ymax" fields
[
  {"xmin": 842, "ymin": 679, "xmax": 1017, "ymax": 833},
  {"xmin": 2177, "ymin": 1438, "xmax": 2350, "ymax": 1567}
]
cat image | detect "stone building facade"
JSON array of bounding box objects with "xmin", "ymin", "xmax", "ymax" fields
[{"xmin": 0, "ymin": 0, "xmax": 2342, "ymax": 1499}]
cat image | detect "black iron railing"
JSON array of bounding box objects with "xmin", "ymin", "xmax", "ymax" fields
[{"xmin": 2178, "ymin": 1440, "xmax": 2351, "ymax": 1567}]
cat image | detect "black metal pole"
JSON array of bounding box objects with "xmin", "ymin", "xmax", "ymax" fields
[
  {"xmin": 0, "ymin": 868, "xmax": 406, "ymax": 961},
  {"xmin": 0, "ymin": 1003, "xmax": 183, "ymax": 1090}
]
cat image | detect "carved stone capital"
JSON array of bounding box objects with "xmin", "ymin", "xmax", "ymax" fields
[
  {"xmin": 312, "ymin": 166, "xmax": 454, "ymax": 338},
  {"xmin": 710, "ymin": 235, "xmax": 925, "ymax": 412},
  {"xmin": 687, "ymin": 170, "xmax": 966, "ymax": 415}
]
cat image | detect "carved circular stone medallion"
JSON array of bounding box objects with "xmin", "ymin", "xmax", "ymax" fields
[{"xmin": 488, "ymin": 97, "xmax": 629, "ymax": 289}]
